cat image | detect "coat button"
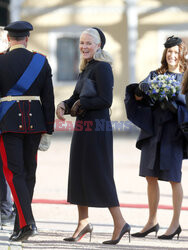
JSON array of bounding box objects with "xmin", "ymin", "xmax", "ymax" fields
[
  {"xmin": 18, "ymin": 113, "xmax": 22, "ymax": 116},
  {"xmin": 29, "ymin": 113, "xmax": 32, "ymax": 116},
  {"xmin": 30, "ymin": 125, "xmax": 33, "ymax": 128},
  {"xmin": 19, "ymin": 125, "xmax": 22, "ymax": 128}
]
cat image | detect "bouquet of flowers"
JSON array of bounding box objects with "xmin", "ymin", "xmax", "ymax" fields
[{"xmin": 144, "ymin": 74, "xmax": 181, "ymax": 102}]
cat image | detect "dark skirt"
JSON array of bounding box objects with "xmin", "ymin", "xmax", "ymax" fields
[
  {"xmin": 139, "ymin": 105, "xmax": 184, "ymax": 183},
  {"xmin": 67, "ymin": 110, "xmax": 119, "ymax": 207},
  {"xmin": 139, "ymin": 141, "xmax": 183, "ymax": 182}
]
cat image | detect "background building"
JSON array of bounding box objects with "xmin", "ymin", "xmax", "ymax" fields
[
  {"xmin": 0, "ymin": 0, "xmax": 9, "ymax": 26},
  {"xmin": 1, "ymin": 0, "xmax": 188, "ymax": 124}
]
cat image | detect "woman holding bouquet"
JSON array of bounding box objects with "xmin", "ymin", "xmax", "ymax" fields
[{"xmin": 125, "ymin": 36, "xmax": 188, "ymax": 240}]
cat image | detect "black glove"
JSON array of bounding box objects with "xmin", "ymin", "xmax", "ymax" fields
[
  {"xmin": 134, "ymin": 82, "xmax": 149, "ymax": 97},
  {"xmin": 139, "ymin": 82, "xmax": 149, "ymax": 93},
  {"xmin": 160, "ymin": 99, "xmax": 177, "ymax": 113},
  {"xmin": 134, "ymin": 86, "xmax": 143, "ymax": 97}
]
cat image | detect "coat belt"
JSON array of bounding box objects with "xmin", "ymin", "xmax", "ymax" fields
[{"xmin": 0, "ymin": 96, "xmax": 40, "ymax": 102}]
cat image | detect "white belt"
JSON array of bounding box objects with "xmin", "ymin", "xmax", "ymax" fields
[{"xmin": 0, "ymin": 96, "xmax": 40, "ymax": 102}]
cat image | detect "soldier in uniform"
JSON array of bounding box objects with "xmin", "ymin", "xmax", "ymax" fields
[
  {"xmin": 0, "ymin": 29, "xmax": 16, "ymax": 227},
  {"xmin": 0, "ymin": 21, "xmax": 55, "ymax": 241}
]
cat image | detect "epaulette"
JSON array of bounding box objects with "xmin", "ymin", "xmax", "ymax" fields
[{"xmin": 32, "ymin": 50, "xmax": 46, "ymax": 57}]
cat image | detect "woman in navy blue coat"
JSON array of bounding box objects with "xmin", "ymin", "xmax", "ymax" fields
[
  {"xmin": 125, "ymin": 36, "xmax": 188, "ymax": 240},
  {"xmin": 56, "ymin": 27, "xmax": 130, "ymax": 245}
]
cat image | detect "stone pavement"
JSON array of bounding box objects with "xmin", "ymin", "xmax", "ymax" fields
[{"xmin": 1, "ymin": 133, "xmax": 188, "ymax": 249}]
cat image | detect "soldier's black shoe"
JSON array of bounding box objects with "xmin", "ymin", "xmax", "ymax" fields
[
  {"xmin": 9, "ymin": 230, "xmax": 19, "ymax": 241},
  {"xmin": 10, "ymin": 224, "xmax": 38, "ymax": 241}
]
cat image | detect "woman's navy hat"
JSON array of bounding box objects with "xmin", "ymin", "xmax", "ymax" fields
[
  {"xmin": 4, "ymin": 21, "xmax": 33, "ymax": 37},
  {"xmin": 164, "ymin": 35, "xmax": 182, "ymax": 48},
  {"xmin": 92, "ymin": 27, "xmax": 106, "ymax": 49}
]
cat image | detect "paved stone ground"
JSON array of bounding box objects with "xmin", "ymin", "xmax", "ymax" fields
[{"xmin": 1, "ymin": 133, "xmax": 188, "ymax": 249}]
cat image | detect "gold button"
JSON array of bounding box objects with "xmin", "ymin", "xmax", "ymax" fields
[
  {"xmin": 18, "ymin": 113, "xmax": 22, "ymax": 116},
  {"xmin": 30, "ymin": 125, "xmax": 33, "ymax": 128},
  {"xmin": 19, "ymin": 125, "xmax": 22, "ymax": 128},
  {"xmin": 29, "ymin": 113, "xmax": 32, "ymax": 116}
]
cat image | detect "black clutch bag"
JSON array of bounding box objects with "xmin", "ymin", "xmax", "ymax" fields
[{"xmin": 80, "ymin": 78, "xmax": 97, "ymax": 97}]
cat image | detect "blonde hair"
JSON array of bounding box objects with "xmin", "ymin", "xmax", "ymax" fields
[{"xmin": 79, "ymin": 28, "xmax": 113, "ymax": 72}]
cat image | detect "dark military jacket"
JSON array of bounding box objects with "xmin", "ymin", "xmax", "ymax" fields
[{"xmin": 0, "ymin": 46, "xmax": 55, "ymax": 134}]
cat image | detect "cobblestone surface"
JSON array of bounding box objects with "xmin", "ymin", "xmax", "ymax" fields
[{"xmin": 1, "ymin": 133, "xmax": 188, "ymax": 249}]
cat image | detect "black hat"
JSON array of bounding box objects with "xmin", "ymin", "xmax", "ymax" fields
[
  {"xmin": 4, "ymin": 21, "xmax": 33, "ymax": 37},
  {"xmin": 164, "ymin": 35, "xmax": 182, "ymax": 48},
  {"xmin": 92, "ymin": 27, "xmax": 106, "ymax": 49}
]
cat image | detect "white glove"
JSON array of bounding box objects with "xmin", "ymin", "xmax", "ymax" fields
[{"xmin": 38, "ymin": 134, "xmax": 52, "ymax": 151}]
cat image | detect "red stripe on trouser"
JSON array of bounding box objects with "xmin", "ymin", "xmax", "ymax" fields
[{"xmin": 0, "ymin": 135, "xmax": 27, "ymax": 228}]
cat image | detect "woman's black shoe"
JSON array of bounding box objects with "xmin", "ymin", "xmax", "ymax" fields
[
  {"xmin": 131, "ymin": 223, "xmax": 159, "ymax": 238},
  {"xmin": 64, "ymin": 223, "xmax": 93, "ymax": 242},
  {"xmin": 102, "ymin": 223, "xmax": 131, "ymax": 245},
  {"xmin": 158, "ymin": 225, "xmax": 181, "ymax": 240}
]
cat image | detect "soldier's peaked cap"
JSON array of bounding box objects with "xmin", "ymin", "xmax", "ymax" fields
[{"xmin": 4, "ymin": 21, "xmax": 33, "ymax": 37}]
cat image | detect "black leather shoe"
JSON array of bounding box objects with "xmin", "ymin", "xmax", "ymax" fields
[
  {"xmin": 9, "ymin": 230, "xmax": 19, "ymax": 241},
  {"xmin": 158, "ymin": 225, "xmax": 181, "ymax": 240},
  {"xmin": 64, "ymin": 223, "xmax": 93, "ymax": 242},
  {"xmin": 10, "ymin": 224, "xmax": 38, "ymax": 241},
  {"xmin": 131, "ymin": 224, "xmax": 159, "ymax": 238},
  {"xmin": 103, "ymin": 223, "xmax": 131, "ymax": 245}
]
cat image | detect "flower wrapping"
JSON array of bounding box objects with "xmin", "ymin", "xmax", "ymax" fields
[{"xmin": 144, "ymin": 74, "xmax": 181, "ymax": 101}]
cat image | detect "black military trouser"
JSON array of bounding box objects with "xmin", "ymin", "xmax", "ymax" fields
[{"xmin": 0, "ymin": 133, "xmax": 41, "ymax": 230}]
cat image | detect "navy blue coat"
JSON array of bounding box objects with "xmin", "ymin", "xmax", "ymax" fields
[
  {"xmin": 0, "ymin": 48, "xmax": 55, "ymax": 134},
  {"xmin": 64, "ymin": 59, "xmax": 119, "ymax": 207},
  {"xmin": 125, "ymin": 71, "xmax": 188, "ymax": 182}
]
